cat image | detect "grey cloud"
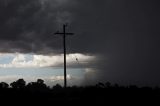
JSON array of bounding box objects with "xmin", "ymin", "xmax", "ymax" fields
[
  {"xmin": 0, "ymin": 0, "xmax": 160, "ymax": 86},
  {"xmin": 0, "ymin": 0, "xmax": 76, "ymax": 54},
  {"xmin": 70, "ymin": 0, "xmax": 160, "ymax": 86}
]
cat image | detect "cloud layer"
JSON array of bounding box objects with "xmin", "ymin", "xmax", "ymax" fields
[
  {"xmin": 0, "ymin": 53, "xmax": 95, "ymax": 68},
  {"xmin": 0, "ymin": 0, "xmax": 77, "ymax": 54}
]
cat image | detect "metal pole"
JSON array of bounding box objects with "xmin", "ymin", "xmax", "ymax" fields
[
  {"xmin": 63, "ymin": 24, "xmax": 67, "ymax": 88},
  {"xmin": 54, "ymin": 24, "xmax": 74, "ymax": 88}
]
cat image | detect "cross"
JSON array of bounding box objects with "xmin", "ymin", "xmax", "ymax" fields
[{"xmin": 54, "ymin": 24, "xmax": 74, "ymax": 88}]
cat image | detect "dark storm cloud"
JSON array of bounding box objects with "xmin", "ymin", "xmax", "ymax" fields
[
  {"xmin": 69, "ymin": 0, "xmax": 160, "ymax": 86},
  {"xmin": 0, "ymin": 0, "xmax": 75, "ymax": 54},
  {"xmin": 0, "ymin": 0, "xmax": 106, "ymax": 54},
  {"xmin": 0, "ymin": 0, "xmax": 160, "ymax": 86}
]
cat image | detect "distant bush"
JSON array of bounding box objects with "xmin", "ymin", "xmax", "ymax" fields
[{"xmin": 10, "ymin": 79, "xmax": 26, "ymax": 89}]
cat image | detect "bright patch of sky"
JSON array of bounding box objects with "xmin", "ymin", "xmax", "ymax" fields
[
  {"xmin": 0, "ymin": 53, "xmax": 95, "ymax": 86},
  {"xmin": 0, "ymin": 53, "xmax": 95, "ymax": 68},
  {"xmin": 0, "ymin": 54, "xmax": 14, "ymax": 64},
  {"xmin": 0, "ymin": 67, "xmax": 85, "ymax": 86}
]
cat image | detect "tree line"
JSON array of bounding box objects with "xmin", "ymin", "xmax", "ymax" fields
[{"xmin": 0, "ymin": 79, "xmax": 159, "ymax": 105}]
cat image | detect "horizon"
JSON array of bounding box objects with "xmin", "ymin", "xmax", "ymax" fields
[{"xmin": 0, "ymin": 0, "xmax": 159, "ymax": 87}]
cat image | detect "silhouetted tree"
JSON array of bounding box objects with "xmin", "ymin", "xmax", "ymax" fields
[
  {"xmin": 10, "ymin": 79, "xmax": 26, "ymax": 89},
  {"xmin": 113, "ymin": 83, "xmax": 119, "ymax": 88},
  {"xmin": 96, "ymin": 82, "xmax": 105, "ymax": 88},
  {"xmin": 53, "ymin": 84, "xmax": 62, "ymax": 90},
  {"xmin": 105, "ymin": 82, "xmax": 111, "ymax": 88},
  {"xmin": 27, "ymin": 79, "xmax": 47, "ymax": 91},
  {"xmin": 0, "ymin": 82, "xmax": 9, "ymax": 88},
  {"xmin": 37, "ymin": 79, "xmax": 44, "ymax": 84}
]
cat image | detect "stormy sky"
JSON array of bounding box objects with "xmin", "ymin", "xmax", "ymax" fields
[{"xmin": 0, "ymin": 0, "xmax": 160, "ymax": 86}]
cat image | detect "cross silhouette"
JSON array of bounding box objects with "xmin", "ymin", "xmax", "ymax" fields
[{"xmin": 54, "ymin": 24, "xmax": 74, "ymax": 88}]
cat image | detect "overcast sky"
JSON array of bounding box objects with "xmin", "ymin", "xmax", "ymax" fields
[{"xmin": 0, "ymin": 0, "xmax": 160, "ymax": 86}]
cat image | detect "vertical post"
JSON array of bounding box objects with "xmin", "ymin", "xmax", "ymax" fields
[
  {"xmin": 63, "ymin": 24, "xmax": 67, "ymax": 88},
  {"xmin": 54, "ymin": 24, "xmax": 74, "ymax": 88}
]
